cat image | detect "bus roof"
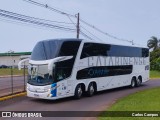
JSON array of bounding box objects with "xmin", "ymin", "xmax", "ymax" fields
[{"xmin": 38, "ymin": 38, "xmax": 148, "ymax": 49}]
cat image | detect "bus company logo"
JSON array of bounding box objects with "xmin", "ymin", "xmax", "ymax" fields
[
  {"xmin": 2, "ymin": 112, "xmax": 11, "ymax": 117},
  {"xmin": 87, "ymin": 56, "xmax": 147, "ymax": 67}
]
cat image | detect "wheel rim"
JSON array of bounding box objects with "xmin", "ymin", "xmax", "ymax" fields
[
  {"xmin": 90, "ymin": 85, "xmax": 94, "ymax": 95},
  {"xmin": 137, "ymin": 78, "xmax": 141, "ymax": 86},
  {"xmin": 131, "ymin": 80, "xmax": 135, "ymax": 87},
  {"xmin": 78, "ymin": 86, "xmax": 82, "ymax": 97}
]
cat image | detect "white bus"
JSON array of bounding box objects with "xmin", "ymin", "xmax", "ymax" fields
[{"xmin": 18, "ymin": 38, "xmax": 149, "ymax": 100}]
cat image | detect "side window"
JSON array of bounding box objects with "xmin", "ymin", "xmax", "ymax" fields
[
  {"xmin": 76, "ymin": 65, "xmax": 133, "ymax": 80},
  {"xmin": 80, "ymin": 43, "xmax": 147, "ymax": 58},
  {"xmin": 55, "ymin": 59, "xmax": 74, "ymax": 81},
  {"xmin": 80, "ymin": 43, "xmax": 110, "ymax": 59},
  {"xmin": 55, "ymin": 41, "xmax": 81, "ymax": 81},
  {"xmin": 108, "ymin": 45, "xmax": 143, "ymax": 57},
  {"xmin": 142, "ymin": 48, "xmax": 149, "ymax": 57},
  {"xmin": 58, "ymin": 41, "xmax": 81, "ymax": 57}
]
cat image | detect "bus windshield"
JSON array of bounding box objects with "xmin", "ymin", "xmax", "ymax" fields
[
  {"xmin": 28, "ymin": 39, "xmax": 81, "ymax": 85},
  {"xmin": 28, "ymin": 64, "xmax": 54, "ymax": 86}
]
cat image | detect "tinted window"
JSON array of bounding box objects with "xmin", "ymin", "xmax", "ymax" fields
[
  {"xmin": 54, "ymin": 41, "xmax": 81, "ymax": 81},
  {"xmin": 76, "ymin": 65, "xmax": 133, "ymax": 79},
  {"xmin": 31, "ymin": 40, "xmax": 61, "ymax": 60},
  {"xmin": 31, "ymin": 40, "xmax": 81, "ymax": 60},
  {"xmin": 107, "ymin": 46, "xmax": 142, "ymax": 57},
  {"xmin": 80, "ymin": 43, "xmax": 110, "ymax": 59},
  {"xmin": 58, "ymin": 41, "xmax": 81, "ymax": 56},
  {"xmin": 54, "ymin": 59, "xmax": 74, "ymax": 81},
  {"xmin": 142, "ymin": 48, "xmax": 149, "ymax": 57},
  {"xmin": 80, "ymin": 43, "xmax": 149, "ymax": 59}
]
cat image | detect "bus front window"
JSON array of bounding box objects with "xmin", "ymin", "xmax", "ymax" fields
[{"xmin": 28, "ymin": 64, "xmax": 54, "ymax": 86}]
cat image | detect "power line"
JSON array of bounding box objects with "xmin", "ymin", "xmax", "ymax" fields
[
  {"xmin": 23, "ymin": 0, "xmax": 134, "ymax": 44},
  {"xmin": 0, "ymin": 9, "xmax": 76, "ymax": 32},
  {"xmin": 0, "ymin": 0, "xmax": 136, "ymax": 45},
  {"xmin": 23, "ymin": 0, "xmax": 75, "ymax": 17},
  {"xmin": 80, "ymin": 31, "xmax": 94, "ymax": 40},
  {"xmin": 0, "ymin": 9, "xmax": 73, "ymax": 26},
  {"xmin": 80, "ymin": 25, "xmax": 104, "ymax": 42},
  {"xmin": 0, "ymin": 12, "xmax": 75, "ymax": 31},
  {"xmin": 67, "ymin": 15, "xmax": 102, "ymax": 41},
  {"xmin": 80, "ymin": 18, "xmax": 133, "ymax": 44}
]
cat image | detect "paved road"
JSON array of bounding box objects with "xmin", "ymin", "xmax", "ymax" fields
[
  {"xmin": 0, "ymin": 79, "xmax": 160, "ymax": 120},
  {"xmin": 0, "ymin": 76, "xmax": 26, "ymax": 96}
]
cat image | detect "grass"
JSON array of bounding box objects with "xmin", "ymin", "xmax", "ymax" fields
[
  {"xmin": 99, "ymin": 87, "xmax": 160, "ymax": 120},
  {"xmin": 150, "ymin": 70, "xmax": 160, "ymax": 79},
  {"xmin": 0, "ymin": 68, "xmax": 27, "ymax": 76}
]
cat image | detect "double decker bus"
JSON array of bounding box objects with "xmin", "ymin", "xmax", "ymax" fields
[{"xmin": 18, "ymin": 38, "xmax": 149, "ymax": 100}]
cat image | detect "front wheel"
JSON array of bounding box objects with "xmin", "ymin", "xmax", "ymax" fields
[
  {"xmin": 74, "ymin": 84, "xmax": 83, "ymax": 99},
  {"xmin": 87, "ymin": 83, "xmax": 95, "ymax": 97}
]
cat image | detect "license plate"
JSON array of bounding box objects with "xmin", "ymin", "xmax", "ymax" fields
[{"xmin": 34, "ymin": 94, "xmax": 39, "ymax": 97}]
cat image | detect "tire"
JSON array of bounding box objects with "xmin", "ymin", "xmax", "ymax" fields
[
  {"xmin": 130, "ymin": 78, "xmax": 136, "ymax": 88},
  {"xmin": 74, "ymin": 84, "xmax": 83, "ymax": 99},
  {"xmin": 136, "ymin": 77, "xmax": 142, "ymax": 87},
  {"xmin": 87, "ymin": 83, "xmax": 95, "ymax": 97}
]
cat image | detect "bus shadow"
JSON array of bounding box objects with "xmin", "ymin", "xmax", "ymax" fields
[
  {"xmin": 30, "ymin": 96, "xmax": 75, "ymax": 104},
  {"xmin": 95, "ymin": 84, "xmax": 148, "ymax": 96},
  {"xmin": 30, "ymin": 84, "xmax": 149, "ymax": 104}
]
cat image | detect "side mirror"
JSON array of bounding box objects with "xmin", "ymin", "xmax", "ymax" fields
[{"xmin": 18, "ymin": 58, "xmax": 30, "ymax": 70}]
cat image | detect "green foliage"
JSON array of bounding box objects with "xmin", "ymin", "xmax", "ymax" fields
[
  {"xmin": 150, "ymin": 49, "xmax": 160, "ymax": 71},
  {"xmin": 147, "ymin": 36, "xmax": 160, "ymax": 50},
  {"xmin": 150, "ymin": 70, "xmax": 160, "ymax": 78}
]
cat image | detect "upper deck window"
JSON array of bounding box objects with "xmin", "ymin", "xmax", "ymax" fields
[
  {"xmin": 31, "ymin": 40, "xmax": 61, "ymax": 60},
  {"xmin": 31, "ymin": 40, "xmax": 81, "ymax": 61},
  {"xmin": 80, "ymin": 43, "xmax": 149, "ymax": 59}
]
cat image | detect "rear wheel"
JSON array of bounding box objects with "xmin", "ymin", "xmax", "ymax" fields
[
  {"xmin": 131, "ymin": 77, "xmax": 136, "ymax": 88},
  {"xmin": 136, "ymin": 77, "xmax": 142, "ymax": 87},
  {"xmin": 74, "ymin": 84, "xmax": 83, "ymax": 99},
  {"xmin": 87, "ymin": 83, "xmax": 95, "ymax": 97}
]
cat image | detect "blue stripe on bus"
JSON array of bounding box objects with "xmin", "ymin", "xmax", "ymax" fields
[{"xmin": 51, "ymin": 83, "xmax": 57, "ymax": 97}]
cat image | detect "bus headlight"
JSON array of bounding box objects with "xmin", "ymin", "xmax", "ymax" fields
[
  {"xmin": 44, "ymin": 88, "xmax": 51, "ymax": 92},
  {"xmin": 47, "ymin": 94, "xmax": 52, "ymax": 97}
]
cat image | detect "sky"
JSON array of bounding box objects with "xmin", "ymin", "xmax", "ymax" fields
[{"xmin": 0, "ymin": 0, "xmax": 160, "ymax": 53}]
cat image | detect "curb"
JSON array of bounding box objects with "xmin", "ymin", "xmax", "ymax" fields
[{"xmin": 0, "ymin": 92, "xmax": 27, "ymax": 101}]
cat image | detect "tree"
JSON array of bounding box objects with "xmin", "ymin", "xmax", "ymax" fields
[
  {"xmin": 147, "ymin": 36, "xmax": 160, "ymax": 50},
  {"xmin": 150, "ymin": 49, "xmax": 160, "ymax": 71}
]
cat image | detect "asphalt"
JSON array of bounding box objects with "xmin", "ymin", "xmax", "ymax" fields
[
  {"xmin": 0, "ymin": 79, "xmax": 160, "ymax": 120},
  {"xmin": 0, "ymin": 76, "xmax": 26, "ymax": 97}
]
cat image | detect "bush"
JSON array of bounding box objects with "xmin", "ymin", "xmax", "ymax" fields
[{"xmin": 150, "ymin": 49, "xmax": 160, "ymax": 71}]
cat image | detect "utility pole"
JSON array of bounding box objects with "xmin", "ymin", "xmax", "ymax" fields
[{"xmin": 76, "ymin": 13, "xmax": 80, "ymax": 39}]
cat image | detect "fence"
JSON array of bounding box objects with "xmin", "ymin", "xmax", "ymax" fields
[{"xmin": 0, "ymin": 66, "xmax": 27, "ymax": 97}]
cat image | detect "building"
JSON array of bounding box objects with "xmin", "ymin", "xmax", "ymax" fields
[{"xmin": 0, "ymin": 52, "xmax": 31, "ymax": 67}]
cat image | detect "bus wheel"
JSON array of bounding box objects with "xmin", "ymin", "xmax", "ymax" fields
[
  {"xmin": 136, "ymin": 77, "xmax": 142, "ymax": 87},
  {"xmin": 74, "ymin": 84, "xmax": 83, "ymax": 99},
  {"xmin": 131, "ymin": 77, "xmax": 136, "ymax": 88},
  {"xmin": 87, "ymin": 83, "xmax": 95, "ymax": 97}
]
